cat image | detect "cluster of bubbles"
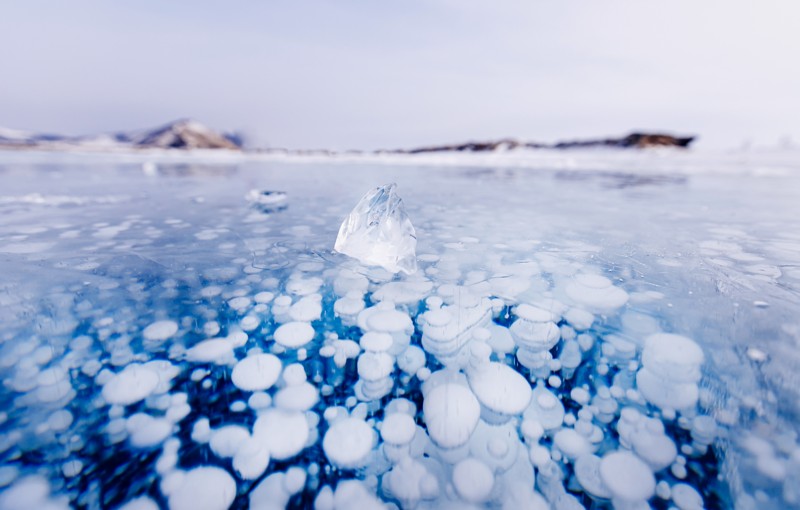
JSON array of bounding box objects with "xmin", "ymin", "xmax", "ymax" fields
[{"xmin": 0, "ymin": 245, "xmax": 738, "ymax": 510}]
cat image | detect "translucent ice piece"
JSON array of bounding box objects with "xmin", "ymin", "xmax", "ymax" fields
[{"xmin": 334, "ymin": 183, "xmax": 417, "ymax": 274}]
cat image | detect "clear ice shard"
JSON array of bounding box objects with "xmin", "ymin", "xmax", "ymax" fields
[{"xmin": 334, "ymin": 183, "xmax": 417, "ymax": 274}]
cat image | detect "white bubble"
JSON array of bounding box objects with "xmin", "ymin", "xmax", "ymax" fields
[
  {"xmin": 186, "ymin": 339, "xmax": 235, "ymax": 364},
  {"xmin": 102, "ymin": 364, "xmax": 160, "ymax": 406},
  {"xmin": 253, "ymin": 409, "xmax": 308, "ymax": 461},
  {"xmin": 599, "ymin": 451, "xmax": 655, "ymax": 504},
  {"xmin": 323, "ymin": 417, "xmax": 375, "ymax": 469},
  {"xmin": 165, "ymin": 466, "xmax": 236, "ymax": 510},
  {"xmin": 274, "ymin": 322, "xmax": 315, "ymax": 349},
  {"xmin": 452, "ymin": 458, "xmax": 494, "ymax": 503},
  {"xmin": 423, "ymin": 382, "xmax": 480, "ymax": 449},
  {"xmin": 143, "ymin": 320, "xmax": 179, "ymax": 342},
  {"xmin": 231, "ymin": 354, "xmax": 282, "ymax": 392}
]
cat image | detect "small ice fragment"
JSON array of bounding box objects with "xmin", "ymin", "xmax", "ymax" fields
[
  {"xmin": 746, "ymin": 347, "xmax": 768, "ymax": 362},
  {"xmin": 334, "ymin": 183, "xmax": 417, "ymax": 274},
  {"xmin": 245, "ymin": 189, "xmax": 288, "ymax": 212}
]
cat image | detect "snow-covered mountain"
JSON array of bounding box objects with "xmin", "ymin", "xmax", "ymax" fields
[{"xmin": 0, "ymin": 119, "xmax": 241, "ymax": 151}]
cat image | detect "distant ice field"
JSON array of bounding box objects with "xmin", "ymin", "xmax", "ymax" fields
[{"xmin": 0, "ymin": 150, "xmax": 799, "ymax": 509}]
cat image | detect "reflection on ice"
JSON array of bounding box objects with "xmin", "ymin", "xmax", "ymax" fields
[{"xmin": 0, "ymin": 152, "xmax": 799, "ymax": 509}]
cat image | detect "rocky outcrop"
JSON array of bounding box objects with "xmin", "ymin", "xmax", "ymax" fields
[
  {"xmin": 394, "ymin": 132, "xmax": 695, "ymax": 154},
  {"xmin": 553, "ymin": 132, "xmax": 695, "ymax": 149},
  {"xmin": 405, "ymin": 139, "xmax": 539, "ymax": 154},
  {"xmin": 126, "ymin": 119, "xmax": 240, "ymax": 150}
]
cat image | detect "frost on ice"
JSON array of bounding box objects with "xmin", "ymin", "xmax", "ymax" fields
[{"xmin": 334, "ymin": 183, "xmax": 417, "ymax": 274}]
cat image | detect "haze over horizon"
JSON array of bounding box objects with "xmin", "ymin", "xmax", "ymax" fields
[{"xmin": 1, "ymin": 0, "xmax": 798, "ymax": 151}]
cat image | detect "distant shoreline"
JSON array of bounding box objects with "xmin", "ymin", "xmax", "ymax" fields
[{"xmin": 1, "ymin": 119, "xmax": 696, "ymax": 155}]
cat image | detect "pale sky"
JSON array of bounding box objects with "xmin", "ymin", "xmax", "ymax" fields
[{"xmin": 1, "ymin": 0, "xmax": 798, "ymax": 150}]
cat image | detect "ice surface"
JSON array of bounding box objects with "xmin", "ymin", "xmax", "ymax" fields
[
  {"xmin": 2, "ymin": 151, "xmax": 800, "ymax": 509},
  {"xmin": 334, "ymin": 183, "xmax": 417, "ymax": 274}
]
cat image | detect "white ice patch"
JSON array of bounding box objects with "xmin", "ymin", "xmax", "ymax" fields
[{"xmin": 334, "ymin": 183, "xmax": 417, "ymax": 274}]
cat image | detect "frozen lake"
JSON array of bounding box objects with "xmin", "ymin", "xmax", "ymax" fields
[{"xmin": 1, "ymin": 150, "xmax": 799, "ymax": 509}]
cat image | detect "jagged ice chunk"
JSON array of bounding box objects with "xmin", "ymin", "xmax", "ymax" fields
[{"xmin": 334, "ymin": 184, "xmax": 417, "ymax": 274}]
